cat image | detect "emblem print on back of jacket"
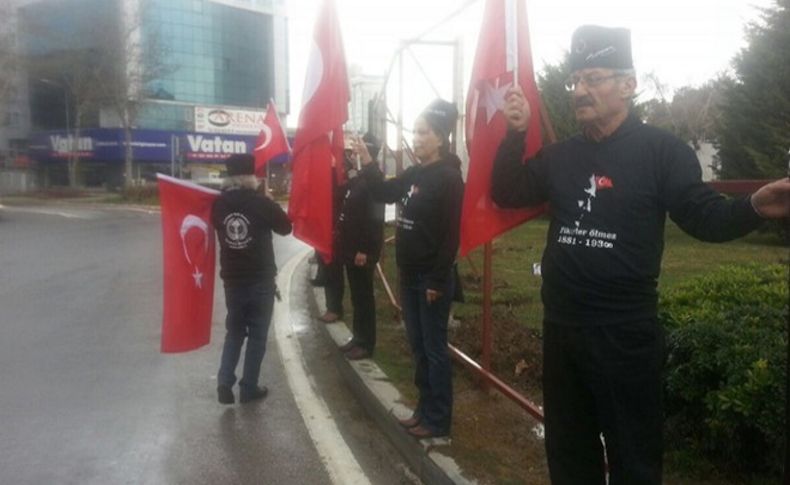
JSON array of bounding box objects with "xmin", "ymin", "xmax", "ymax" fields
[{"xmin": 224, "ymin": 213, "xmax": 252, "ymax": 249}]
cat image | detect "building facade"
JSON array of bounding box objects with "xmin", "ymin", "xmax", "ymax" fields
[
  {"xmin": 0, "ymin": 0, "xmax": 32, "ymax": 170},
  {"xmin": 348, "ymin": 71, "xmax": 385, "ymax": 139},
  {"xmin": 16, "ymin": 0, "xmax": 288, "ymax": 188}
]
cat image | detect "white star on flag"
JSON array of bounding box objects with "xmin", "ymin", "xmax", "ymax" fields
[
  {"xmin": 479, "ymin": 78, "xmax": 512, "ymax": 125},
  {"xmin": 192, "ymin": 268, "xmax": 203, "ymax": 288}
]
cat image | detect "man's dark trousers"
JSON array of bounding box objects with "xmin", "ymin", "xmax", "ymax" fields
[
  {"xmin": 346, "ymin": 263, "xmax": 376, "ymax": 353},
  {"xmin": 217, "ymin": 279, "xmax": 276, "ymax": 394},
  {"xmin": 323, "ymin": 258, "xmax": 345, "ymax": 317},
  {"xmin": 542, "ymin": 319, "xmax": 665, "ymax": 485}
]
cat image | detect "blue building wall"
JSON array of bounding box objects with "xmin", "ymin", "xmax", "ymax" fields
[{"xmin": 138, "ymin": 0, "xmax": 274, "ymax": 131}]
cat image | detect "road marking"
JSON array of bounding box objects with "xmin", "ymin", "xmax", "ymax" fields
[
  {"xmin": 0, "ymin": 205, "xmax": 92, "ymax": 219},
  {"xmin": 108, "ymin": 205, "xmax": 160, "ymax": 215},
  {"xmin": 274, "ymin": 248, "xmax": 371, "ymax": 485}
]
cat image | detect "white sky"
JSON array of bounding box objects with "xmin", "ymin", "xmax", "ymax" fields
[{"xmin": 284, "ymin": 0, "xmax": 773, "ymax": 127}]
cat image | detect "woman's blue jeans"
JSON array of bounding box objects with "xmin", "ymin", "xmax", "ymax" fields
[{"xmin": 400, "ymin": 271, "xmax": 455, "ymax": 434}]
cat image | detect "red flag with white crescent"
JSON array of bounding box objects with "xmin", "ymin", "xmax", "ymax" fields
[
  {"xmin": 157, "ymin": 174, "xmax": 219, "ymax": 353},
  {"xmin": 460, "ymin": 0, "xmax": 545, "ymax": 256},
  {"xmin": 254, "ymin": 100, "xmax": 291, "ymax": 176},
  {"xmin": 288, "ymin": 0, "xmax": 349, "ymax": 259}
]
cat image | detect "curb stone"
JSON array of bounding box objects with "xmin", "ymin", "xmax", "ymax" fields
[{"xmin": 292, "ymin": 252, "xmax": 477, "ymax": 485}]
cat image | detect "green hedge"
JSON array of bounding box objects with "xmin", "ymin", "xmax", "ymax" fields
[
  {"xmin": 659, "ymin": 263, "xmax": 788, "ymax": 475},
  {"xmin": 120, "ymin": 185, "xmax": 160, "ymax": 205}
]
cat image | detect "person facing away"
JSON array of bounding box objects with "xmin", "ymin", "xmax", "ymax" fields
[
  {"xmin": 211, "ymin": 154, "xmax": 292, "ymax": 405},
  {"xmin": 358, "ymin": 99, "xmax": 465, "ymax": 439},
  {"xmin": 490, "ymin": 25, "xmax": 790, "ymax": 485},
  {"xmin": 325, "ymin": 132, "xmax": 386, "ymax": 361}
]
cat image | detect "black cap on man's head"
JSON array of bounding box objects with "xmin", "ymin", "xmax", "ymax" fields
[
  {"xmin": 420, "ymin": 99, "xmax": 458, "ymax": 140},
  {"xmin": 569, "ymin": 25, "xmax": 633, "ymax": 72},
  {"xmin": 225, "ymin": 154, "xmax": 255, "ymax": 176}
]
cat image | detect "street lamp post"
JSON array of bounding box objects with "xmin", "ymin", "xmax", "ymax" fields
[{"xmin": 39, "ymin": 78, "xmax": 76, "ymax": 186}]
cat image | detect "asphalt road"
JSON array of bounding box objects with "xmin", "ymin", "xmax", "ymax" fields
[{"xmin": 0, "ymin": 202, "xmax": 413, "ymax": 485}]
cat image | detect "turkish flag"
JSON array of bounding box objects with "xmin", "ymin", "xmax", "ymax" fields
[
  {"xmin": 288, "ymin": 0, "xmax": 349, "ymax": 259},
  {"xmin": 460, "ymin": 0, "xmax": 545, "ymax": 256},
  {"xmin": 254, "ymin": 100, "xmax": 291, "ymax": 177},
  {"xmin": 157, "ymin": 174, "xmax": 219, "ymax": 353}
]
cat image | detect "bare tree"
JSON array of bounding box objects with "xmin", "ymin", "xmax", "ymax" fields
[
  {"xmin": 0, "ymin": 3, "xmax": 19, "ymax": 111},
  {"xmin": 27, "ymin": 51, "xmax": 103, "ymax": 186},
  {"xmin": 641, "ymin": 72, "xmax": 726, "ymax": 150},
  {"xmin": 0, "ymin": 0, "xmax": 24, "ymax": 168},
  {"xmin": 20, "ymin": 3, "xmax": 107, "ymax": 187},
  {"xmin": 94, "ymin": 0, "xmax": 172, "ymax": 188},
  {"xmin": 21, "ymin": 0, "xmax": 171, "ymax": 187},
  {"xmin": 641, "ymin": 71, "xmax": 679, "ymax": 135}
]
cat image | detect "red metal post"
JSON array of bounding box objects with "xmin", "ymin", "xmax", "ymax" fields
[
  {"xmin": 449, "ymin": 344, "xmax": 544, "ymax": 422},
  {"xmin": 376, "ymin": 262, "xmax": 401, "ymax": 313},
  {"xmin": 707, "ymin": 180, "xmax": 770, "ymax": 194},
  {"xmin": 481, "ymin": 242, "xmax": 494, "ymax": 382}
]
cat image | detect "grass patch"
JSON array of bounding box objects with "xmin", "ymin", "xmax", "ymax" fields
[{"xmin": 363, "ymin": 219, "xmax": 786, "ymax": 484}]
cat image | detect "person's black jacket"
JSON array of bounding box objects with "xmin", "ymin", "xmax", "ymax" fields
[
  {"xmin": 336, "ymin": 170, "xmax": 385, "ymax": 265},
  {"xmin": 491, "ymin": 114, "xmax": 764, "ymax": 325},
  {"xmin": 211, "ymin": 187, "xmax": 292, "ymax": 286},
  {"xmin": 361, "ymin": 156, "xmax": 465, "ymax": 292}
]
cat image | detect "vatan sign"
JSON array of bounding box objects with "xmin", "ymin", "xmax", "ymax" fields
[
  {"xmin": 28, "ymin": 129, "xmax": 257, "ymax": 164},
  {"xmin": 194, "ymin": 106, "xmax": 267, "ymax": 135},
  {"xmin": 183, "ymin": 133, "xmax": 253, "ymax": 161},
  {"xmin": 28, "ymin": 129, "xmax": 171, "ymax": 162}
]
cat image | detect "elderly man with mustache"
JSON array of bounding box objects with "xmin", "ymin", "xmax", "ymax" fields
[{"xmin": 490, "ymin": 25, "xmax": 790, "ymax": 485}]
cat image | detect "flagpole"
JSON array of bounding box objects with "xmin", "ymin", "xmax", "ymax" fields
[
  {"xmin": 784, "ymin": 149, "xmax": 789, "ymax": 483},
  {"xmin": 265, "ymin": 156, "xmax": 271, "ymax": 195},
  {"xmin": 268, "ymin": 98, "xmax": 291, "ymax": 196},
  {"xmin": 269, "ymin": 97, "xmax": 291, "ymax": 153},
  {"xmin": 482, "ymin": 0, "xmax": 521, "ymax": 383},
  {"xmin": 509, "ymin": 0, "xmax": 519, "ymax": 86}
]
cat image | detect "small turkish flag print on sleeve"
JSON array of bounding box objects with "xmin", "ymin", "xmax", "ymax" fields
[{"xmin": 595, "ymin": 176, "xmax": 614, "ymax": 190}]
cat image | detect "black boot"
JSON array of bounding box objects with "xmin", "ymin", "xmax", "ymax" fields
[
  {"xmin": 217, "ymin": 385, "xmax": 234, "ymax": 405},
  {"xmin": 240, "ymin": 385, "xmax": 269, "ymax": 403}
]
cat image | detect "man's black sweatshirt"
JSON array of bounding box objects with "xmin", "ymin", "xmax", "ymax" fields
[
  {"xmin": 361, "ymin": 157, "xmax": 464, "ymax": 291},
  {"xmin": 336, "ymin": 172, "xmax": 385, "ymax": 265},
  {"xmin": 491, "ymin": 114, "xmax": 764, "ymax": 325},
  {"xmin": 211, "ymin": 188, "xmax": 292, "ymax": 287}
]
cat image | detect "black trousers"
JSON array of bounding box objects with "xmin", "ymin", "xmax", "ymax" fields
[
  {"xmin": 346, "ymin": 264, "xmax": 376, "ymax": 353},
  {"xmin": 542, "ymin": 319, "xmax": 665, "ymax": 485},
  {"xmin": 323, "ymin": 258, "xmax": 345, "ymax": 316},
  {"xmin": 325, "ymin": 261, "xmax": 377, "ymax": 353}
]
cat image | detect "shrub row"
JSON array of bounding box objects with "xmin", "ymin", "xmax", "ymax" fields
[{"xmin": 659, "ymin": 263, "xmax": 788, "ymax": 475}]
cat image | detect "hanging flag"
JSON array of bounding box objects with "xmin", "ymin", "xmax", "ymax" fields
[
  {"xmin": 288, "ymin": 0, "xmax": 349, "ymax": 260},
  {"xmin": 254, "ymin": 100, "xmax": 291, "ymax": 177},
  {"xmin": 157, "ymin": 174, "xmax": 219, "ymax": 353},
  {"xmin": 460, "ymin": 0, "xmax": 545, "ymax": 257}
]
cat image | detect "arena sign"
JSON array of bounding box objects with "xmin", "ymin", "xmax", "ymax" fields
[{"xmin": 194, "ymin": 106, "xmax": 267, "ymax": 135}]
